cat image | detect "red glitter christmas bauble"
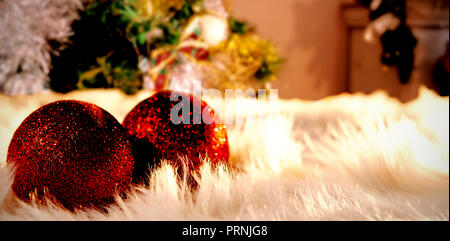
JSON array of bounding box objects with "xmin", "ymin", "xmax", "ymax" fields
[
  {"xmin": 123, "ymin": 91, "xmax": 229, "ymax": 184},
  {"xmin": 7, "ymin": 100, "xmax": 135, "ymax": 210}
]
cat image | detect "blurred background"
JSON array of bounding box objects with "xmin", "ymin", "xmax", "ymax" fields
[
  {"xmin": 232, "ymin": 0, "xmax": 449, "ymax": 101},
  {"xmin": 0, "ymin": 0, "xmax": 448, "ymax": 102}
]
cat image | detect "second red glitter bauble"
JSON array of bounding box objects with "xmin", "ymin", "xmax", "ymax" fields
[
  {"xmin": 7, "ymin": 100, "xmax": 135, "ymax": 211},
  {"xmin": 123, "ymin": 91, "xmax": 229, "ymax": 184}
]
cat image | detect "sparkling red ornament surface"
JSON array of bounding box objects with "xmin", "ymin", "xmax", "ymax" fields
[
  {"xmin": 7, "ymin": 100, "xmax": 135, "ymax": 210},
  {"xmin": 122, "ymin": 91, "xmax": 229, "ymax": 183}
]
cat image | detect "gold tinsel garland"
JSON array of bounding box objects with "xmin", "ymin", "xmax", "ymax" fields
[{"xmin": 76, "ymin": 0, "xmax": 281, "ymax": 94}]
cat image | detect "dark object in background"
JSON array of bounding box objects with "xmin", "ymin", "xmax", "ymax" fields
[
  {"xmin": 380, "ymin": 23, "xmax": 417, "ymax": 84},
  {"xmin": 49, "ymin": 3, "xmax": 141, "ymax": 94},
  {"xmin": 433, "ymin": 43, "xmax": 449, "ymax": 96},
  {"xmin": 368, "ymin": 0, "xmax": 406, "ymax": 20},
  {"xmin": 358, "ymin": 0, "xmax": 372, "ymax": 7},
  {"xmin": 358, "ymin": 0, "xmax": 417, "ymax": 84}
]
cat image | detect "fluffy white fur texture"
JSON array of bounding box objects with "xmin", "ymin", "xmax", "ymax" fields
[
  {"xmin": 0, "ymin": 88, "xmax": 448, "ymax": 220},
  {"xmin": 0, "ymin": 0, "xmax": 82, "ymax": 95}
]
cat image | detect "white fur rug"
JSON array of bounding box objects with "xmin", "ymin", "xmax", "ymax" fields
[{"xmin": 0, "ymin": 88, "xmax": 448, "ymax": 220}]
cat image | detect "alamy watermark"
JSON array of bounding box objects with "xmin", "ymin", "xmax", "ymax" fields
[{"xmin": 169, "ymin": 84, "xmax": 280, "ymax": 125}]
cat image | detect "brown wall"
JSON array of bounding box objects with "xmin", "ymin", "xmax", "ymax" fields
[{"xmin": 231, "ymin": 0, "xmax": 348, "ymax": 100}]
